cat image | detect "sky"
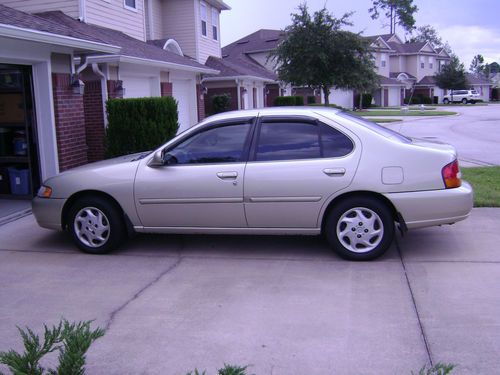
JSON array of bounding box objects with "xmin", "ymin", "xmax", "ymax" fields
[{"xmin": 220, "ymin": 0, "xmax": 500, "ymax": 68}]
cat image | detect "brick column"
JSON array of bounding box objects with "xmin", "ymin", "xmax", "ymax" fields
[
  {"xmin": 196, "ymin": 84, "xmax": 205, "ymax": 121},
  {"xmin": 107, "ymin": 80, "xmax": 124, "ymax": 99},
  {"xmin": 52, "ymin": 73, "xmax": 88, "ymax": 171},
  {"xmin": 83, "ymin": 80, "xmax": 105, "ymax": 162},
  {"xmin": 161, "ymin": 82, "xmax": 173, "ymax": 97}
]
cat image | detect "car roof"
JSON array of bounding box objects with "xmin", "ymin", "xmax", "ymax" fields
[{"xmin": 202, "ymin": 106, "xmax": 342, "ymax": 123}]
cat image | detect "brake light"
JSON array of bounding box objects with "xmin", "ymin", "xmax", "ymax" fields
[{"xmin": 442, "ymin": 160, "xmax": 461, "ymax": 189}]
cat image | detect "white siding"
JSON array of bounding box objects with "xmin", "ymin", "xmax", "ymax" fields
[
  {"xmin": 162, "ymin": 0, "xmax": 197, "ymax": 60},
  {"xmin": 326, "ymin": 88, "xmax": 354, "ymax": 109},
  {"xmin": 85, "ymin": 0, "xmax": 146, "ymax": 41},
  {"xmin": 375, "ymin": 51, "xmax": 390, "ymax": 77},
  {"xmin": 150, "ymin": 0, "xmax": 163, "ymax": 40},
  {"xmin": 0, "ymin": 0, "xmax": 79, "ymax": 17},
  {"xmin": 195, "ymin": 0, "xmax": 221, "ymax": 63}
]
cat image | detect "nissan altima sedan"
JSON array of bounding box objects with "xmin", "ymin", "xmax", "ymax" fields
[{"xmin": 33, "ymin": 107, "xmax": 473, "ymax": 260}]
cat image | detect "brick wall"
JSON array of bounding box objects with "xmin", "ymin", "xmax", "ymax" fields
[
  {"xmin": 52, "ymin": 73, "xmax": 88, "ymax": 171},
  {"xmin": 83, "ymin": 80, "xmax": 105, "ymax": 162},
  {"xmin": 205, "ymin": 87, "xmax": 238, "ymax": 115},
  {"xmin": 196, "ymin": 84, "xmax": 205, "ymax": 122},
  {"xmin": 161, "ymin": 82, "xmax": 173, "ymax": 97}
]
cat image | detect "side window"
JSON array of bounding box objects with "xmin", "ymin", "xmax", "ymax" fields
[
  {"xmin": 256, "ymin": 121, "xmax": 320, "ymax": 161},
  {"xmin": 200, "ymin": 2, "xmax": 207, "ymax": 37},
  {"xmin": 320, "ymin": 123, "xmax": 354, "ymax": 157},
  {"xmin": 166, "ymin": 123, "xmax": 251, "ymax": 164}
]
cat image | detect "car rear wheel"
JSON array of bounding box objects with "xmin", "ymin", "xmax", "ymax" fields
[
  {"xmin": 462, "ymin": 98, "xmax": 468, "ymax": 104},
  {"xmin": 324, "ymin": 197, "xmax": 395, "ymax": 261},
  {"xmin": 443, "ymin": 98, "xmax": 449, "ymax": 104},
  {"xmin": 68, "ymin": 196, "xmax": 124, "ymax": 254}
]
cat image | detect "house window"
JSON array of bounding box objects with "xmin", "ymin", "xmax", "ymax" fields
[
  {"xmin": 380, "ymin": 53, "xmax": 386, "ymax": 68},
  {"xmin": 124, "ymin": 0, "xmax": 136, "ymax": 10},
  {"xmin": 420, "ymin": 56, "xmax": 425, "ymax": 69},
  {"xmin": 200, "ymin": 2, "xmax": 207, "ymax": 37},
  {"xmin": 429, "ymin": 56, "xmax": 434, "ymax": 69},
  {"xmin": 212, "ymin": 8, "xmax": 218, "ymax": 41}
]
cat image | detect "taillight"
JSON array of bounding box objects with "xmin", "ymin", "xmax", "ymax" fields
[{"xmin": 442, "ymin": 160, "xmax": 461, "ymax": 189}]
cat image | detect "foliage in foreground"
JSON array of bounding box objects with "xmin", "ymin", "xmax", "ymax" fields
[
  {"xmin": 0, "ymin": 319, "xmax": 105, "ymax": 375},
  {"xmin": 461, "ymin": 167, "xmax": 500, "ymax": 207},
  {"xmin": 412, "ymin": 362, "xmax": 456, "ymax": 375}
]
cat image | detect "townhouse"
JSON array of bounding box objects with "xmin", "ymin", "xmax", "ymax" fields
[{"xmin": 0, "ymin": 0, "xmax": 231, "ymax": 201}]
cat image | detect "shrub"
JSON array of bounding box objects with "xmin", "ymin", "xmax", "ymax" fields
[
  {"xmin": 307, "ymin": 95, "xmax": 316, "ymax": 104},
  {"xmin": 354, "ymin": 93, "xmax": 373, "ymax": 108},
  {"xmin": 0, "ymin": 319, "xmax": 105, "ymax": 375},
  {"xmin": 412, "ymin": 362, "xmax": 456, "ymax": 375},
  {"xmin": 421, "ymin": 96, "xmax": 433, "ymax": 104},
  {"xmin": 211, "ymin": 94, "xmax": 232, "ymax": 114},
  {"xmin": 273, "ymin": 96, "xmax": 304, "ymax": 106},
  {"xmin": 492, "ymin": 88, "xmax": 499, "ymax": 101},
  {"xmin": 105, "ymin": 97, "xmax": 179, "ymax": 158},
  {"xmin": 404, "ymin": 97, "xmax": 421, "ymax": 105}
]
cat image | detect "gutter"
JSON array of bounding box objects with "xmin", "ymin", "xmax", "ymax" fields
[
  {"xmin": 0, "ymin": 23, "xmax": 120, "ymax": 54},
  {"xmin": 202, "ymin": 75, "xmax": 276, "ymax": 84},
  {"xmin": 84, "ymin": 54, "xmax": 219, "ymax": 74}
]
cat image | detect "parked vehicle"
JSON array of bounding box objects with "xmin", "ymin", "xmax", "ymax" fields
[
  {"xmin": 443, "ymin": 89, "xmax": 480, "ymax": 104},
  {"xmin": 33, "ymin": 107, "xmax": 473, "ymax": 260}
]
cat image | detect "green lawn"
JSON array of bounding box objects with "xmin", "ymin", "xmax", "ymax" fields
[
  {"xmin": 367, "ymin": 118, "xmax": 403, "ymax": 123},
  {"xmin": 462, "ymin": 167, "xmax": 500, "ymax": 207},
  {"xmin": 354, "ymin": 110, "xmax": 457, "ymax": 117}
]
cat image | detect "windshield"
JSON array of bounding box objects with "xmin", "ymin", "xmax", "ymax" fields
[{"xmin": 336, "ymin": 111, "xmax": 412, "ymax": 144}]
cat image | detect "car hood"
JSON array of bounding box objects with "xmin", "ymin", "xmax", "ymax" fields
[{"xmin": 59, "ymin": 152, "xmax": 149, "ymax": 175}]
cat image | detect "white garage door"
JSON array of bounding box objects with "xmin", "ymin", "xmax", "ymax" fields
[
  {"xmin": 388, "ymin": 87, "xmax": 401, "ymax": 106},
  {"xmin": 122, "ymin": 76, "xmax": 152, "ymax": 98},
  {"xmin": 172, "ymin": 79, "xmax": 192, "ymax": 133}
]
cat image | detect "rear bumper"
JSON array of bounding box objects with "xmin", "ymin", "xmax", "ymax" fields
[
  {"xmin": 384, "ymin": 181, "xmax": 473, "ymax": 229},
  {"xmin": 32, "ymin": 197, "xmax": 66, "ymax": 231}
]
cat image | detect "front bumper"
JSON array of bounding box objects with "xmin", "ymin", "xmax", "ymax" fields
[
  {"xmin": 32, "ymin": 197, "xmax": 67, "ymax": 231},
  {"xmin": 384, "ymin": 181, "xmax": 474, "ymax": 229}
]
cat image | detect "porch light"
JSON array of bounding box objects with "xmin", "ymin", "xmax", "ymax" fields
[
  {"xmin": 70, "ymin": 74, "xmax": 85, "ymax": 95},
  {"xmin": 115, "ymin": 80, "xmax": 125, "ymax": 97}
]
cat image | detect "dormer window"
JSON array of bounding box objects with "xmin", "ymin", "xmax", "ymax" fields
[
  {"xmin": 200, "ymin": 2, "xmax": 207, "ymax": 37},
  {"xmin": 124, "ymin": 0, "xmax": 136, "ymax": 10},
  {"xmin": 212, "ymin": 8, "xmax": 219, "ymax": 41}
]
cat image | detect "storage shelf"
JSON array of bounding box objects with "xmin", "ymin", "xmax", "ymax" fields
[
  {"xmin": 0, "ymin": 194, "xmax": 32, "ymax": 200},
  {"xmin": 0, "ymin": 156, "xmax": 29, "ymax": 163}
]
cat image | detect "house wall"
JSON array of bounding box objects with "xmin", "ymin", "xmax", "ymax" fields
[
  {"xmin": 195, "ymin": 0, "xmax": 222, "ymax": 63},
  {"xmin": 0, "ymin": 0, "xmax": 79, "ymax": 18},
  {"xmin": 82, "ymin": 79, "xmax": 105, "ymax": 162},
  {"xmin": 375, "ymin": 51, "xmax": 390, "ymax": 78},
  {"xmin": 417, "ymin": 54, "xmax": 438, "ymax": 79},
  {"xmin": 326, "ymin": 88, "xmax": 354, "ymax": 109},
  {"xmin": 149, "ymin": 0, "xmax": 163, "ymax": 40},
  {"xmin": 162, "ymin": 0, "xmax": 197, "ymax": 59},
  {"xmin": 406, "ymin": 55, "xmax": 419, "ymax": 79},
  {"xmin": 85, "ymin": 0, "xmax": 146, "ymax": 41},
  {"xmin": 472, "ymin": 85, "xmax": 491, "ymax": 102}
]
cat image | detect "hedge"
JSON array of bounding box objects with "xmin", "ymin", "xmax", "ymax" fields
[
  {"xmin": 307, "ymin": 95, "xmax": 316, "ymax": 104},
  {"xmin": 211, "ymin": 93, "xmax": 232, "ymax": 114},
  {"xmin": 274, "ymin": 96, "xmax": 304, "ymax": 106},
  {"xmin": 105, "ymin": 97, "xmax": 179, "ymax": 158},
  {"xmin": 354, "ymin": 93, "xmax": 373, "ymax": 108}
]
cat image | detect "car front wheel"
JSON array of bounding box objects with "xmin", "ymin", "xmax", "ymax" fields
[
  {"xmin": 324, "ymin": 197, "xmax": 395, "ymax": 261},
  {"xmin": 443, "ymin": 98, "xmax": 449, "ymax": 104},
  {"xmin": 462, "ymin": 98, "xmax": 468, "ymax": 104},
  {"xmin": 68, "ymin": 196, "xmax": 125, "ymax": 254}
]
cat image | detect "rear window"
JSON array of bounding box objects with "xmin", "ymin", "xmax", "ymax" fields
[{"xmin": 336, "ymin": 111, "xmax": 412, "ymax": 144}]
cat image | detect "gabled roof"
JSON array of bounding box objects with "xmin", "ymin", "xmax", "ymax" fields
[
  {"xmin": 466, "ymin": 73, "xmax": 492, "ymax": 85},
  {"xmin": 0, "ymin": 4, "xmax": 119, "ymax": 53},
  {"xmin": 205, "ymin": 55, "xmax": 277, "ymax": 81},
  {"xmin": 417, "ymin": 76, "xmax": 436, "ymax": 86},
  {"xmin": 367, "ymin": 33, "xmax": 403, "ymax": 44},
  {"xmin": 390, "ymin": 72, "xmax": 416, "ymax": 80},
  {"xmin": 365, "ymin": 35, "xmax": 393, "ymax": 51},
  {"xmin": 388, "ymin": 41, "xmax": 434, "ymax": 54},
  {"xmin": 378, "ymin": 75, "xmax": 405, "ymax": 86},
  {"xmin": 222, "ymin": 29, "xmax": 285, "ymax": 57},
  {"xmin": 36, "ymin": 11, "xmax": 212, "ymax": 72}
]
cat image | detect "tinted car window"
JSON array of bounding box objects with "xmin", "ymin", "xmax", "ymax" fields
[
  {"xmin": 320, "ymin": 123, "xmax": 354, "ymax": 157},
  {"xmin": 256, "ymin": 121, "xmax": 320, "ymax": 161},
  {"xmin": 167, "ymin": 123, "xmax": 251, "ymax": 164}
]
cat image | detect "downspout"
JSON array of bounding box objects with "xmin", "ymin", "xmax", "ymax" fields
[
  {"xmin": 91, "ymin": 63, "xmax": 109, "ymax": 127},
  {"xmin": 236, "ymin": 79, "xmax": 241, "ymax": 110},
  {"xmin": 78, "ymin": 0, "xmax": 87, "ymax": 22}
]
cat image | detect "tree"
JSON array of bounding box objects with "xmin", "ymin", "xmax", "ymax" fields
[
  {"xmin": 488, "ymin": 62, "xmax": 500, "ymax": 74},
  {"xmin": 270, "ymin": 5, "xmax": 378, "ymax": 105},
  {"xmin": 435, "ymin": 55, "xmax": 468, "ymax": 93},
  {"xmin": 369, "ymin": 0, "xmax": 418, "ymax": 34},
  {"xmin": 408, "ymin": 25, "xmax": 442, "ymax": 47},
  {"xmin": 470, "ymin": 54, "xmax": 486, "ymax": 76}
]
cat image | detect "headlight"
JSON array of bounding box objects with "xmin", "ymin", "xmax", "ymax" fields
[{"xmin": 37, "ymin": 185, "xmax": 53, "ymax": 198}]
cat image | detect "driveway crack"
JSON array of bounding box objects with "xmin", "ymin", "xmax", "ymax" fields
[
  {"xmin": 104, "ymin": 238, "xmax": 185, "ymax": 331},
  {"xmin": 396, "ymin": 235, "xmax": 434, "ymax": 366}
]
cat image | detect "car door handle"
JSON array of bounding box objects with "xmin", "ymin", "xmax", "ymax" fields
[
  {"xmin": 323, "ymin": 168, "xmax": 346, "ymax": 176},
  {"xmin": 217, "ymin": 171, "xmax": 238, "ymax": 180}
]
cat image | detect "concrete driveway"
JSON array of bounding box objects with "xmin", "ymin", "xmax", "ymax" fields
[
  {"xmin": 0, "ymin": 209, "xmax": 499, "ymax": 375},
  {"xmin": 381, "ymin": 104, "xmax": 500, "ymax": 167}
]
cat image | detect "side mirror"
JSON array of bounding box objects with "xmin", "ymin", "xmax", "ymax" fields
[{"xmin": 148, "ymin": 150, "xmax": 165, "ymax": 167}]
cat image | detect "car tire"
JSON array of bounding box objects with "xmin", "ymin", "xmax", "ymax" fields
[
  {"xmin": 324, "ymin": 197, "xmax": 395, "ymax": 261},
  {"xmin": 471, "ymin": 100, "xmax": 476, "ymax": 104},
  {"xmin": 443, "ymin": 98, "xmax": 449, "ymax": 104},
  {"xmin": 462, "ymin": 98, "xmax": 468, "ymax": 104},
  {"xmin": 67, "ymin": 196, "xmax": 125, "ymax": 254}
]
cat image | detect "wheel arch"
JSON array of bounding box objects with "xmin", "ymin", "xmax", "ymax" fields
[
  {"xmin": 61, "ymin": 190, "xmax": 132, "ymax": 233},
  {"xmin": 320, "ymin": 190, "xmax": 401, "ymax": 233}
]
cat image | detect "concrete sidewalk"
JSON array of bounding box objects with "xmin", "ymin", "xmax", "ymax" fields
[{"xmin": 0, "ymin": 209, "xmax": 499, "ymax": 374}]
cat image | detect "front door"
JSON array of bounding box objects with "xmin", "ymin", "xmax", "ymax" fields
[
  {"xmin": 244, "ymin": 117, "xmax": 360, "ymax": 228},
  {"xmin": 134, "ymin": 120, "xmax": 254, "ymax": 228}
]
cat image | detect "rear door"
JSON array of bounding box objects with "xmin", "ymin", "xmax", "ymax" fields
[{"xmin": 243, "ymin": 116, "xmax": 361, "ymax": 228}]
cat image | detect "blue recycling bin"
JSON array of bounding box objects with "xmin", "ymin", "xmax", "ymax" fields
[{"xmin": 8, "ymin": 167, "xmax": 30, "ymax": 195}]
